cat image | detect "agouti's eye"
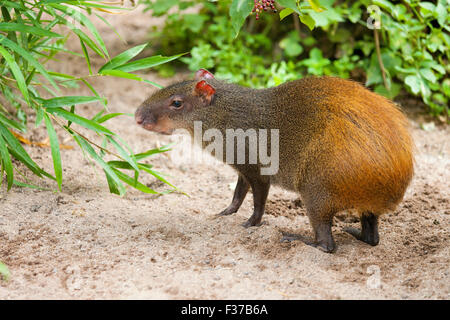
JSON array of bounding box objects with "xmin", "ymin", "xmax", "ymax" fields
[{"xmin": 171, "ymin": 100, "xmax": 182, "ymax": 108}]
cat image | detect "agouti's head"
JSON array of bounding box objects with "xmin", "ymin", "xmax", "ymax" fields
[{"xmin": 135, "ymin": 69, "xmax": 216, "ymax": 134}]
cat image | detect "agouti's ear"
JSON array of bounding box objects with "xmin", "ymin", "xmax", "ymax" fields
[
  {"xmin": 194, "ymin": 80, "xmax": 216, "ymax": 105},
  {"xmin": 195, "ymin": 68, "xmax": 214, "ymax": 80}
]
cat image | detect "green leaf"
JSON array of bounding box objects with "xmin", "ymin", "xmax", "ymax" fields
[
  {"xmin": 13, "ymin": 180, "xmax": 50, "ymax": 190},
  {"xmin": 46, "ymin": 108, "xmax": 114, "ymax": 135},
  {"xmin": 40, "ymin": 96, "xmax": 103, "ymax": 108},
  {"xmin": 0, "ymin": 112, "xmax": 26, "ymax": 133},
  {"xmin": 134, "ymin": 144, "xmax": 174, "ymax": 161},
  {"xmin": 99, "ymin": 69, "xmax": 143, "ymax": 81},
  {"xmin": 0, "ymin": 123, "xmax": 46, "ymax": 178},
  {"xmin": 299, "ymin": 14, "xmax": 316, "ymax": 31},
  {"xmin": 108, "ymin": 161, "xmax": 153, "ymax": 171},
  {"xmin": 405, "ymin": 75, "xmax": 430, "ymax": 97},
  {"xmin": 0, "ymin": 133, "xmax": 14, "ymax": 190},
  {"xmin": 113, "ymin": 53, "xmax": 185, "ymax": 73},
  {"xmin": 35, "ymin": 108, "xmax": 45, "ymax": 128},
  {"xmin": 51, "ymin": 4, "xmax": 108, "ymax": 58},
  {"xmin": 104, "ymin": 169, "xmax": 122, "ymax": 195},
  {"xmin": 279, "ymin": 34, "xmax": 303, "ymax": 57},
  {"xmin": 139, "ymin": 166, "xmax": 176, "ymax": 190},
  {"xmin": 44, "ymin": 114, "xmax": 62, "ymax": 190},
  {"xmin": 229, "ymin": 0, "xmax": 253, "ymax": 38},
  {"xmin": 107, "ymin": 136, "xmax": 139, "ymax": 172},
  {"xmin": 0, "ymin": 22, "xmax": 63, "ymax": 38},
  {"xmin": 72, "ymin": 133, "xmax": 126, "ymax": 195},
  {"xmin": 96, "ymin": 113, "xmax": 131, "ymax": 123},
  {"xmin": 0, "ymin": 261, "xmax": 10, "ymax": 281},
  {"xmin": 374, "ymin": 82, "xmax": 402, "ymax": 99},
  {"xmin": 73, "ymin": 29, "xmax": 105, "ymax": 59},
  {"xmin": 0, "ymin": 45, "xmax": 30, "ymax": 105},
  {"xmin": 419, "ymin": 69, "xmax": 437, "ymax": 83},
  {"xmin": 307, "ymin": 0, "xmax": 325, "ymax": 12},
  {"xmin": 99, "ymin": 43, "xmax": 148, "ymax": 73},
  {"xmin": 79, "ymin": 38, "xmax": 93, "ymax": 75},
  {"xmin": 183, "ymin": 14, "xmax": 208, "ymax": 33},
  {"xmin": 0, "ymin": 35, "xmax": 59, "ymax": 90},
  {"xmin": 277, "ymin": 0, "xmax": 300, "ymax": 14},
  {"xmin": 112, "ymin": 167, "xmax": 158, "ymax": 194},
  {"xmin": 279, "ymin": 8, "xmax": 294, "ymax": 21},
  {"xmin": 419, "ymin": 2, "xmax": 436, "ymax": 13}
]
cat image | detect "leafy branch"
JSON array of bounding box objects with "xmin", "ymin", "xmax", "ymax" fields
[{"xmin": 0, "ymin": 0, "xmax": 184, "ymax": 194}]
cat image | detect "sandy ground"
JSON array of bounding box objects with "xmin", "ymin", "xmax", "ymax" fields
[{"xmin": 0, "ymin": 7, "xmax": 449, "ymax": 300}]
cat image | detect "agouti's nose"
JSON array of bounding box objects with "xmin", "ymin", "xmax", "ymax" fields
[{"xmin": 135, "ymin": 113, "xmax": 144, "ymax": 125}]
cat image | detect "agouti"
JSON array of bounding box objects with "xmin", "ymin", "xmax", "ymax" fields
[{"xmin": 134, "ymin": 69, "xmax": 414, "ymax": 253}]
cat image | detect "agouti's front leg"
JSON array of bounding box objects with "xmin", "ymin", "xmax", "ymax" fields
[
  {"xmin": 218, "ymin": 174, "xmax": 249, "ymax": 216},
  {"xmin": 242, "ymin": 177, "xmax": 270, "ymax": 228}
]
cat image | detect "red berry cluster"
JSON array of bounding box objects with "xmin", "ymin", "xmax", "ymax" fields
[{"xmin": 252, "ymin": 0, "xmax": 277, "ymax": 20}]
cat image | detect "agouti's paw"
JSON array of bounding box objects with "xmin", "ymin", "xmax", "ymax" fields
[
  {"xmin": 315, "ymin": 241, "xmax": 337, "ymax": 253},
  {"xmin": 280, "ymin": 232, "xmax": 336, "ymax": 253},
  {"xmin": 344, "ymin": 227, "xmax": 379, "ymax": 246},
  {"xmin": 242, "ymin": 219, "xmax": 266, "ymax": 228},
  {"xmin": 217, "ymin": 208, "xmax": 236, "ymax": 217}
]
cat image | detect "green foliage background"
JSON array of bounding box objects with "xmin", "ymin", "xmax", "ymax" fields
[
  {"xmin": 143, "ymin": 0, "xmax": 449, "ymax": 118},
  {"xmin": 0, "ymin": 0, "xmax": 182, "ymax": 194}
]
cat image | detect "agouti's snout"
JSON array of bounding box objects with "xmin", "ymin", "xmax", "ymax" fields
[{"xmin": 135, "ymin": 103, "xmax": 174, "ymax": 135}]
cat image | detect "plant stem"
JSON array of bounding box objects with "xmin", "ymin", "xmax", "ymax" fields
[
  {"xmin": 49, "ymin": 113, "xmax": 125, "ymax": 161},
  {"xmin": 374, "ymin": 29, "xmax": 388, "ymax": 89}
]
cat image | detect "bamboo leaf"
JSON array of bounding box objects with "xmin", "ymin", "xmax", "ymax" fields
[
  {"xmin": 99, "ymin": 69, "xmax": 143, "ymax": 81},
  {"xmin": 134, "ymin": 144, "xmax": 174, "ymax": 161},
  {"xmin": 0, "ymin": 133, "xmax": 14, "ymax": 190},
  {"xmin": 106, "ymin": 136, "xmax": 139, "ymax": 172},
  {"xmin": 0, "ymin": 45, "xmax": 30, "ymax": 105},
  {"xmin": 112, "ymin": 167, "xmax": 158, "ymax": 194},
  {"xmin": 79, "ymin": 38, "xmax": 93, "ymax": 75},
  {"xmin": 44, "ymin": 114, "xmax": 62, "ymax": 190},
  {"xmin": 0, "ymin": 112, "xmax": 27, "ymax": 133},
  {"xmin": 73, "ymin": 29, "xmax": 105, "ymax": 59},
  {"xmin": 99, "ymin": 43, "xmax": 148, "ymax": 72},
  {"xmin": 13, "ymin": 180, "xmax": 50, "ymax": 190},
  {"xmin": 50, "ymin": 4, "xmax": 109, "ymax": 58},
  {"xmin": 113, "ymin": 54, "xmax": 185, "ymax": 73},
  {"xmin": 0, "ymin": 22, "xmax": 63, "ymax": 38},
  {"xmin": 72, "ymin": 133, "xmax": 126, "ymax": 195},
  {"xmin": 108, "ymin": 160, "xmax": 153, "ymax": 170},
  {"xmin": 0, "ymin": 123, "xmax": 45, "ymax": 178},
  {"xmin": 46, "ymin": 107, "xmax": 114, "ymax": 135},
  {"xmin": 40, "ymin": 96, "xmax": 103, "ymax": 108},
  {"xmin": 96, "ymin": 113, "xmax": 131, "ymax": 123},
  {"xmin": 0, "ymin": 35, "xmax": 59, "ymax": 90}
]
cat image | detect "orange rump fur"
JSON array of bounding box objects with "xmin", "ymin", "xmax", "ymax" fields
[{"xmin": 296, "ymin": 77, "xmax": 414, "ymax": 216}]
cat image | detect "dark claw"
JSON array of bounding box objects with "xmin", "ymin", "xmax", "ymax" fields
[
  {"xmin": 280, "ymin": 232, "xmax": 304, "ymax": 243},
  {"xmin": 280, "ymin": 232, "xmax": 336, "ymax": 253},
  {"xmin": 217, "ymin": 208, "xmax": 235, "ymax": 217},
  {"xmin": 315, "ymin": 241, "xmax": 337, "ymax": 253},
  {"xmin": 242, "ymin": 219, "xmax": 265, "ymax": 228}
]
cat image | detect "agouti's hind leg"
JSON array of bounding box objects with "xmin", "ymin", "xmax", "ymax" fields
[
  {"xmin": 218, "ymin": 174, "xmax": 250, "ymax": 216},
  {"xmin": 344, "ymin": 212, "xmax": 379, "ymax": 246},
  {"xmin": 281, "ymin": 211, "xmax": 337, "ymax": 253},
  {"xmin": 309, "ymin": 215, "xmax": 336, "ymax": 253},
  {"xmin": 242, "ymin": 177, "xmax": 270, "ymax": 228}
]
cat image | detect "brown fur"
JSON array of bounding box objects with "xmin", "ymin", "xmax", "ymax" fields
[{"xmin": 135, "ymin": 75, "xmax": 414, "ymax": 252}]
